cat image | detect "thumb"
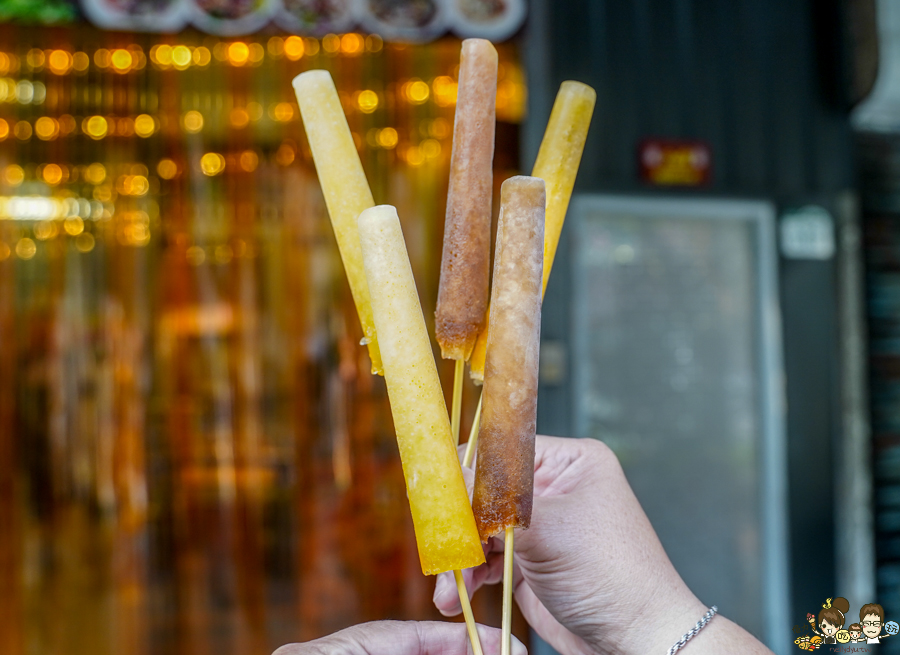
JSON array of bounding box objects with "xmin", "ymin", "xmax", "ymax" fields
[{"xmin": 272, "ymin": 620, "xmax": 527, "ymax": 655}]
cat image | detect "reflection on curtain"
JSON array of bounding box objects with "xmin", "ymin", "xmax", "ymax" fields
[{"xmin": 0, "ymin": 26, "xmax": 524, "ymax": 655}]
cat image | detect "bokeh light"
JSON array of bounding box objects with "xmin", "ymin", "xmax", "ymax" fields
[
  {"xmin": 357, "ymin": 90, "xmax": 379, "ymax": 113},
  {"xmin": 16, "ymin": 237, "xmax": 36, "ymax": 260},
  {"xmin": 239, "ymin": 150, "xmax": 258, "ymax": 172},
  {"xmin": 42, "ymin": 163, "xmax": 63, "ymax": 185},
  {"xmin": 75, "ymin": 232, "xmax": 94, "ymax": 252},
  {"xmin": 323, "ymin": 34, "xmax": 340, "ymax": 54},
  {"xmin": 111, "ymin": 49, "xmax": 133, "ymax": 72},
  {"xmin": 200, "ymin": 152, "xmax": 226, "ymax": 176},
  {"xmin": 432, "ymin": 75, "xmax": 458, "ymax": 106},
  {"xmin": 134, "ymin": 114, "xmax": 157, "ymax": 137},
  {"xmin": 72, "ymin": 52, "xmax": 89, "ymax": 71},
  {"xmin": 94, "ymin": 48, "xmax": 110, "ymax": 68},
  {"xmin": 405, "ymin": 78, "xmax": 430, "ymax": 104},
  {"xmin": 151, "ymin": 44, "xmax": 172, "ymax": 68},
  {"xmin": 341, "ymin": 34, "xmax": 364, "ymax": 55},
  {"xmin": 157, "ymin": 158, "xmax": 178, "ymax": 179},
  {"xmin": 272, "ymin": 102, "xmax": 294, "ymax": 122},
  {"xmin": 186, "ymin": 245, "xmax": 205, "ymax": 265},
  {"xmin": 14, "ymin": 120, "xmax": 32, "ymax": 140},
  {"xmin": 85, "ymin": 163, "xmax": 107, "ymax": 185},
  {"xmin": 35, "ymin": 116, "xmax": 59, "ymax": 140},
  {"xmin": 192, "ymin": 46, "xmax": 211, "ymax": 66},
  {"xmin": 4, "ymin": 164, "xmax": 24, "ymax": 186},
  {"xmin": 377, "ymin": 127, "xmax": 398, "ymax": 148},
  {"xmin": 34, "ymin": 220, "xmax": 58, "ymax": 240},
  {"xmin": 228, "ymin": 42, "xmax": 250, "ymax": 66},
  {"xmin": 83, "ymin": 115, "xmax": 108, "ymax": 139},
  {"xmin": 183, "ymin": 110, "xmax": 204, "ymax": 133},
  {"xmin": 230, "ymin": 107, "xmax": 250, "ymax": 128},
  {"xmin": 64, "ymin": 216, "xmax": 84, "ymax": 236},
  {"xmin": 48, "ymin": 50, "xmax": 73, "ymax": 75},
  {"xmin": 268, "ymin": 36, "xmax": 285, "ymax": 58},
  {"xmin": 275, "ymin": 143, "xmax": 295, "ymax": 166},
  {"xmin": 172, "ymin": 45, "xmax": 192, "ymax": 70}
]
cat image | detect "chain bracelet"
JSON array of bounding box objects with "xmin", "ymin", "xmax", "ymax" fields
[{"xmin": 667, "ymin": 606, "xmax": 718, "ymax": 655}]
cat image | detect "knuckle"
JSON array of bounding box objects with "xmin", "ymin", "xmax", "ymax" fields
[
  {"xmin": 581, "ymin": 436, "xmax": 615, "ymax": 463},
  {"xmin": 271, "ymin": 646, "xmax": 300, "ymax": 655}
]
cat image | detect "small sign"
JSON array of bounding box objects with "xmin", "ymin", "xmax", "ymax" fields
[
  {"xmin": 780, "ymin": 206, "xmax": 835, "ymax": 260},
  {"xmin": 639, "ymin": 139, "xmax": 711, "ymax": 186}
]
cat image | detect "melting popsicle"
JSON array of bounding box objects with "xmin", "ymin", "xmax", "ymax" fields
[
  {"xmin": 293, "ymin": 70, "xmax": 383, "ymax": 374},
  {"xmin": 435, "ymin": 38, "xmax": 497, "ymax": 362},
  {"xmin": 357, "ymin": 204, "xmax": 485, "ymax": 574},
  {"xmin": 469, "ymin": 81, "xmax": 596, "ymax": 383},
  {"xmin": 472, "ymin": 176, "xmax": 544, "ymax": 539}
]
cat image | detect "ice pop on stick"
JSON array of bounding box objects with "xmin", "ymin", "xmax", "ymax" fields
[
  {"xmin": 534, "ymin": 81, "xmax": 596, "ymax": 295},
  {"xmin": 435, "ymin": 38, "xmax": 497, "ymax": 362},
  {"xmin": 357, "ymin": 205, "xmax": 485, "ymax": 574},
  {"xmin": 293, "ymin": 70, "xmax": 383, "ymax": 375},
  {"xmin": 469, "ymin": 80, "xmax": 595, "ymax": 384},
  {"xmin": 472, "ymin": 176, "xmax": 544, "ymax": 540}
]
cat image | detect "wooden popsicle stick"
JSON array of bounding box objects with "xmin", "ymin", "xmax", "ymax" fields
[
  {"xmin": 454, "ymin": 569, "xmax": 484, "ymax": 655},
  {"xmin": 462, "ymin": 393, "xmax": 483, "ymax": 469},
  {"xmin": 502, "ymin": 527, "xmax": 514, "ymax": 655},
  {"xmin": 451, "ymin": 359, "xmax": 465, "ymax": 446}
]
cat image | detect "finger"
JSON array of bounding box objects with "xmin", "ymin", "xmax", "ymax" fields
[
  {"xmin": 272, "ymin": 620, "xmax": 527, "ymax": 655},
  {"xmin": 532, "ymin": 435, "xmax": 611, "ymax": 497},
  {"xmin": 433, "ymin": 572, "xmax": 460, "ymax": 616},
  {"xmin": 433, "ymin": 534, "xmax": 507, "ymax": 616}
]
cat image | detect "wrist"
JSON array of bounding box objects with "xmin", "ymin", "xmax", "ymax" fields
[{"xmin": 608, "ymin": 579, "xmax": 707, "ymax": 655}]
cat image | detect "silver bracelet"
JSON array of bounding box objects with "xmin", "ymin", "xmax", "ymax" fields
[{"xmin": 667, "ymin": 606, "xmax": 718, "ymax": 655}]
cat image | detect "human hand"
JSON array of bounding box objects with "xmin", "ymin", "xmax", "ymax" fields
[
  {"xmin": 434, "ymin": 435, "xmax": 771, "ymax": 655},
  {"xmin": 272, "ymin": 620, "xmax": 526, "ymax": 655}
]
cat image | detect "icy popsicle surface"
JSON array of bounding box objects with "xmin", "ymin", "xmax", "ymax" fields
[
  {"xmin": 469, "ymin": 80, "xmax": 595, "ymax": 383},
  {"xmin": 534, "ymin": 81, "xmax": 596, "ymax": 294},
  {"xmin": 472, "ymin": 177, "xmax": 544, "ymax": 540},
  {"xmin": 357, "ymin": 205, "xmax": 485, "ymax": 574},
  {"xmin": 435, "ymin": 38, "xmax": 497, "ymax": 362},
  {"xmin": 293, "ymin": 70, "xmax": 383, "ymax": 375}
]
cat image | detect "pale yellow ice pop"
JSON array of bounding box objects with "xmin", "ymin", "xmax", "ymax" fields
[
  {"xmin": 293, "ymin": 70, "xmax": 383, "ymax": 375},
  {"xmin": 357, "ymin": 205, "xmax": 485, "ymax": 575},
  {"xmin": 470, "ymin": 81, "xmax": 596, "ymax": 383}
]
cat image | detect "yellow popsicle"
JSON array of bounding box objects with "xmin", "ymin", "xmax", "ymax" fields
[
  {"xmin": 357, "ymin": 205, "xmax": 485, "ymax": 575},
  {"xmin": 293, "ymin": 70, "xmax": 383, "ymax": 375},
  {"xmin": 470, "ymin": 80, "xmax": 596, "ymax": 383}
]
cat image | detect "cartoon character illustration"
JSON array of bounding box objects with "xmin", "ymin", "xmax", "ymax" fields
[
  {"xmin": 848, "ymin": 623, "xmax": 864, "ymax": 643},
  {"xmin": 859, "ymin": 603, "xmax": 899, "ymax": 643},
  {"xmin": 809, "ymin": 597, "xmax": 850, "ymax": 645},
  {"xmin": 794, "ymin": 634, "xmax": 822, "ymax": 651}
]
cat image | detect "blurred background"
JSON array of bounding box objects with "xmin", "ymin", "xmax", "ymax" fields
[{"xmin": 0, "ymin": 0, "xmax": 898, "ymax": 654}]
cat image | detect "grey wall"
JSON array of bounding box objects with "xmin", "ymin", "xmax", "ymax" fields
[{"xmin": 524, "ymin": 0, "xmax": 859, "ymax": 643}]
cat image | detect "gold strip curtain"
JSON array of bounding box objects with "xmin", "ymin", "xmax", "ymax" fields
[{"xmin": 0, "ymin": 25, "xmax": 524, "ymax": 655}]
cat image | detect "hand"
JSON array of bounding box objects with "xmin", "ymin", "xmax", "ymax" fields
[
  {"xmin": 272, "ymin": 620, "xmax": 526, "ymax": 655},
  {"xmin": 434, "ymin": 436, "xmax": 772, "ymax": 655}
]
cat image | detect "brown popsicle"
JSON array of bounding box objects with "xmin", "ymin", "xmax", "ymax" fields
[
  {"xmin": 435, "ymin": 38, "xmax": 498, "ymax": 361},
  {"xmin": 472, "ymin": 176, "xmax": 544, "ymax": 540}
]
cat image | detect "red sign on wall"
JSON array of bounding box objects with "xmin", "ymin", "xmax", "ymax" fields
[{"xmin": 639, "ymin": 139, "xmax": 712, "ymax": 186}]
